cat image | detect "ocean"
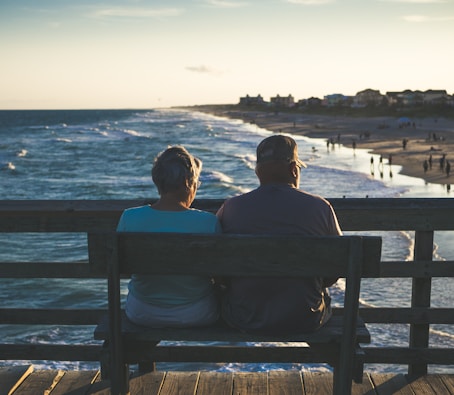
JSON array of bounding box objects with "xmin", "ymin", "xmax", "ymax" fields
[{"xmin": 1, "ymin": 109, "xmax": 453, "ymax": 373}]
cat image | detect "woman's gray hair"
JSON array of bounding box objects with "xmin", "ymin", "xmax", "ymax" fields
[{"xmin": 152, "ymin": 146, "xmax": 202, "ymax": 194}]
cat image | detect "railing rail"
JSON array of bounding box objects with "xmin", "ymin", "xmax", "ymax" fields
[{"xmin": 1, "ymin": 198, "xmax": 454, "ymax": 374}]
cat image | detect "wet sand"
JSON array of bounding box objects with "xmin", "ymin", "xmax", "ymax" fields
[{"xmin": 191, "ymin": 106, "xmax": 454, "ymax": 186}]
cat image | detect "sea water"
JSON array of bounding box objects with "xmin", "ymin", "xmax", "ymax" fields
[{"xmin": 1, "ymin": 109, "xmax": 453, "ymax": 373}]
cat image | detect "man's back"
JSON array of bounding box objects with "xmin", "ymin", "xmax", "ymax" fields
[{"xmin": 217, "ymin": 183, "xmax": 341, "ymax": 335}]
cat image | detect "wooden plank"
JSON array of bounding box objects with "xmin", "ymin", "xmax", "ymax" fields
[
  {"xmin": 0, "ymin": 344, "xmax": 103, "ymax": 362},
  {"xmin": 363, "ymin": 347, "xmax": 454, "ymax": 364},
  {"xmin": 358, "ymin": 307, "xmax": 454, "ymax": 324},
  {"xmin": 0, "ymin": 262, "xmax": 101, "ymax": 279},
  {"xmin": 12, "ymin": 370, "xmax": 63, "ymax": 395},
  {"xmin": 3, "ymin": 198, "xmax": 454, "ymax": 231},
  {"xmin": 159, "ymin": 371, "xmax": 199, "ymax": 395},
  {"xmin": 46, "ymin": 370, "xmax": 99, "ymax": 395},
  {"xmin": 379, "ymin": 261, "xmax": 454, "ymax": 278},
  {"xmin": 438, "ymin": 374, "xmax": 454, "ymax": 394},
  {"xmin": 421, "ymin": 374, "xmax": 454, "ymax": 394},
  {"xmin": 409, "ymin": 230, "xmax": 434, "ymax": 376},
  {"xmin": 407, "ymin": 375, "xmax": 440, "ymax": 394},
  {"xmin": 0, "ymin": 308, "xmax": 105, "ymax": 325},
  {"xmin": 0, "ymin": 365, "xmax": 34, "ymax": 395},
  {"xmin": 268, "ymin": 370, "xmax": 303, "ymax": 395},
  {"xmin": 233, "ymin": 372, "xmax": 268, "ymax": 395},
  {"xmin": 370, "ymin": 373, "xmax": 414, "ymax": 395},
  {"xmin": 196, "ymin": 371, "xmax": 233, "ymax": 395},
  {"xmin": 303, "ymin": 371, "xmax": 333, "ymax": 395},
  {"xmin": 88, "ymin": 233, "xmax": 381, "ymax": 277},
  {"xmin": 129, "ymin": 371, "xmax": 165, "ymax": 395},
  {"xmin": 351, "ymin": 374, "xmax": 375, "ymax": 395}
]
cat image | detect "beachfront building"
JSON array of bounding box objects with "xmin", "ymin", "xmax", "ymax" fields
[
  {"xmin": 239, "ymin": 94, "xmax": 266, "ymax": 106},
  {"xmin": 270, "ymin": 94, "xmax": 295, "ymax": 108},
  {"xmin": 323, "ymin": 94, "xmax": 352, "ymax": 107},
  {"xmin": 353, "ymin": 89, "xmax": 385, "ymax": 107},
  {"xmin": 423, "ymin": 89, "xmax": 448, "ymax": 105}
]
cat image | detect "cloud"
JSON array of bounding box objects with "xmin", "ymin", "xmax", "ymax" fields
[
  {"xmin": 285, "ymin": 0, "xmax": 334, "ymax": 4},
  {"xmin": 91, "ymin": 7, "xmax": 184, "ymax": 19},
  {"xmin": 202, "ymin": 0, "xmax": 249, "ymax": 7},
  {"xmin": 379, "ymin": 0, "xmax": 447, "ymax": 3},
  {"xmin": 403, "ymin": 14, "xmax": 454, "ymax": 21},
  {"xmin": 185, "ymin": 65, "xmax": 224, "ymax": 76}
]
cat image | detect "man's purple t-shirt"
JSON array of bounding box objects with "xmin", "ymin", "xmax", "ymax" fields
[{"xmin": 216, "ymin": 184, "xmax": 342, "ymax": 335}]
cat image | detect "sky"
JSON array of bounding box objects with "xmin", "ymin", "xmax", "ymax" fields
[{"xmin": 1, "ymin": 0, "xmax": 453, "ymax": 110}]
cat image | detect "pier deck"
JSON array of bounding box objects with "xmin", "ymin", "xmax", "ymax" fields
[{"xmin": 2, "ymin": 366, "xmax": 454, "ymax": 395}]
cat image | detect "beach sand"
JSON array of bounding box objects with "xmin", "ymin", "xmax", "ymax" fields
[{"xmin": 192, "ymin": 106, "xmax": 454, "ymax": 186}]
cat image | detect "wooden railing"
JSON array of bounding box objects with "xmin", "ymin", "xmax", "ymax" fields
[{"xmin": 1, "ymin": 198, "xmax": 454, "ymax": 375}]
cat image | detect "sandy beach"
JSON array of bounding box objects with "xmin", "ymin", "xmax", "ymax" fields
[{"xmin": 191, "ymin": 106, "xmax": 454, "ymax": 186}]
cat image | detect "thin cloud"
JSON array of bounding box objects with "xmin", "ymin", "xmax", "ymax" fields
[
  {"xmin": 202, "ymin": 0, "xmax": 249, "ymax": 7},
  {"xmin": 185, "ymin": 65, "xmax": 224, "ymax": 76},
  {"xmin": 285, "ymin": 0, "xmax": 334, "ymax": 4},
  {"xmin": 91, "ymin": 7, "xmax": 184, "ymax": 19},
  {"xmin": 379, "ymin": 0, "xmax": 447, "ymax": 3},
  {"xmin": 403, "ymin": 14, "xmax": 454, "ymax": 21}
]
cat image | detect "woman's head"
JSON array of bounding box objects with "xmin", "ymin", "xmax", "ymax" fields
[{"xmin": 152, "ymin": 146, "xmax": 202, "ymax": 195}]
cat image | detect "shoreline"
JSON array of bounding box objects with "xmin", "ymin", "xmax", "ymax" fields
[{"xmin": 190, "ymin": 105, "xmax": 454, "ymax": 186}]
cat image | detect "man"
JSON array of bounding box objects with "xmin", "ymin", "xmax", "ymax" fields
[{"xmin": 216, "ymin": 135, "xmax": 342, "ymax": 335}]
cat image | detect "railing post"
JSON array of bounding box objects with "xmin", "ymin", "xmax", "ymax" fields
[{"xmin": 409, "ymin": 230, "xmax": 433, "ymax": 376}]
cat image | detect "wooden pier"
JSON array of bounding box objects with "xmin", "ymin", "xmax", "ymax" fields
[{"xmin": 2, "ymin": 366, "xmax": 454, "ymax": 394}]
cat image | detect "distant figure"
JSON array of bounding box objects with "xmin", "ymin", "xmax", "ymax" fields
[
  {"xmin": 428, "ymin": 154, "xmax": 433, "ymax": 170},
  {"xmin": 402, "ymin": 138, "xmax": 408, "ymax": 149},
  {"xmin": 352, "ymin": 140, "xmax": 356, "ymax": 151},
  {"xmin": 117, "ymin": 146, "xmax": 221, "ymax": 328},
  {"xmin": 370, "ymin": 156, "xmax": 374, "ymax": 175},
  {"xmin": 440, "ymin": 154, "xmax": 446, "ymax": 171},
  {"xmin": 423, "ymin": 160, "xmax": 429, "ymax": 173},
  {"xmin": 388, "ymin": 154, "xmax": 393, "ymax": 166},
  {"xmin": 446, "ymin": 161, "xmax": 451, "ymax": 177}
]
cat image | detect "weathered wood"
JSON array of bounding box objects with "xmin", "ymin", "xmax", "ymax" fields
[
  {"xmin": 46, "ymin": 370, "xmax": 100, "ymax": 395},
  {"xmin": 2, "ymin": 198, "xmax": 454, "ymax": 232},
  {"xmin": 0, "ymin": 308, "xmax": 105, "ymax": 325},
  {"xmin": 269, "ymin": 371, "xmax": 303, "ymax": 395},
  {"xmin": 0, "ymin": 344, "xmax": 103, "ymax": 362},
  {"xmin": 410, "ymin": 230, "xmax": 434, "ymax": 376},
  {"xmin": 0, "ymin": 365, "xmax": 34, "ymax": 395},
  {"xmin": 88, "ymin": 233, "xmax": 382, "ymax": 277},
  {"xmin": 2, "ymin": 368, "xmax": 454, "ymax": 395},
  {"xmin": 358, "ymin": 307, "xmax": 454, "ymax": 324},
  {"xmin": 97, "ymin": 233, "xmax": 381, "ymax": 395},
  {"xmin": 362, "ymin": 347, "xmax": 454, "ymax": 364}
]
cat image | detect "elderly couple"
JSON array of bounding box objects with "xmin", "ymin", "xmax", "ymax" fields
[{"xmin": 117, "ymin": 135, "xmax": 342, "ymax": 335}]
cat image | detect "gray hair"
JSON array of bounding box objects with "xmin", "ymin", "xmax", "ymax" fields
[{"xmin": 152, "ymin": 146, "xmax": 202, "ymax": 194}]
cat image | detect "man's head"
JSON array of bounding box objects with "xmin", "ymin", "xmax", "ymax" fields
[{"xmin": 255, "ymin": 135, "xmax": 306, "ymax": 187}]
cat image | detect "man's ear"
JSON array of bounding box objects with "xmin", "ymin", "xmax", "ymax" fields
[{"xmin": 289, "ymin": 162, "xmax": 298, "ymax": 178}]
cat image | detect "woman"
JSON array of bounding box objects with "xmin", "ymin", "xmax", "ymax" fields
[{"xmin": 117, "ymin": 146, "xmax": 220, "ymax": 327}]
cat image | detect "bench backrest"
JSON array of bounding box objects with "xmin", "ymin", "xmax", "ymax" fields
[{"xmin": 88, "ymin": 232, "xmax": 382, "ymax": 278}]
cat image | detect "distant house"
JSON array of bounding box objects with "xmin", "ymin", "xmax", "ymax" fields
[
  {"xmin": 386, "ymin": 90, "xmax": 423, "ymax": 106},
  {"xmin": 354, "ymin": 89, "xmax": 384, "ymax": 107},
  {"xmin": 270, "ymin": 94, "xmax": 295, "ymax": 108},
  {"xmin": 239, "ymin": 94, "xmax": 266, "ymax": 106},
  {"xmin": 423, "ymin": 90, "xmax": 448, "ymax": 105},
  {"xmin": 306, "ymin": 97, "xmax": 322, "ymax": 107},
  {"xmin": 323, "ymin": 94, "xmax": 351, "ymax": 107}
]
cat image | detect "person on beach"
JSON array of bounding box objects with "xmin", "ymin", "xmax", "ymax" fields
[
  {"xmin": 216, "ymin": 135, "xmax": 342, "ymax": 335},
  {"xmin": 117, "ymin": 146, "xmax": 221, "ymax": 327}
]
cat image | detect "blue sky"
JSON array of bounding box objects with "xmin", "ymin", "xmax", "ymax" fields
[{"xmin": 1, "ymin": 0, "xmax": 453, "ymax": 109}]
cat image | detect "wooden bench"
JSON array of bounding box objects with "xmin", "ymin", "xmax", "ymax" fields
[{"xmin": 88, "ymin": 232, "xmax": 382, "ymax": 395}]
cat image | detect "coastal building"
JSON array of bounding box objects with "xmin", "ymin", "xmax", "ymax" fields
[
  {"xmin": 239, "ymin": 94, "xmax": 266, "ymax": 106},
  {"xmin": 423, "ymin": 89, "xmax": 448, "ymax": 105},
  {"xmin": 270, "ymin": 94, "xmax": 295, "ymax": 108},
  {"xmin": 323, "ymin": 94, "xmax": 351, "ymax": 107},
  {"xmin": 353, "ymin": 89, "xmax": 384, "ymax": 107}
]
